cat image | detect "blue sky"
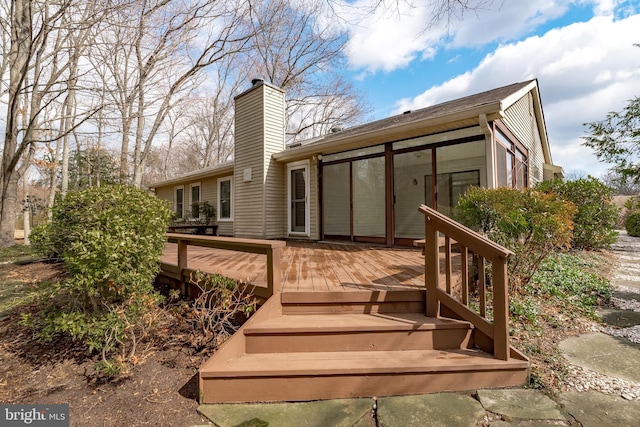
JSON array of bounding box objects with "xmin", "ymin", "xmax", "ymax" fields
[{"xmin": 334, "ymin": 0, "xmax": 640, "ymax": 178}]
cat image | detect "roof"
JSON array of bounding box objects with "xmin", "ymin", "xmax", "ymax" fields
[
  {"xmin": 148, "ymin": 161, "xmax": 234, "ymax": 188},
  {"xmin": 315, "ymin": 80, "xmax": 535, "ymax": 143},
  {"xmin": 150, "ymin": 79, "xmax": 549, "ymax": 187},
  {"xmin": 274, "ymin": 79, "xmax": 541, "ymax": 161}
]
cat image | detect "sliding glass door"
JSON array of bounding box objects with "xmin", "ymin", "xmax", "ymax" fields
[
  {"xmin": 352, "ymin": 157, "xmax": 385, "ymax": 240},
  {"xmin": 322, "ymin": 137, "xmax": 486, "ymax": 245},
  {"xmin": 322, "ymin": 154, "xmax": 386, "ymax": 243},
  {"xmin": 323, "ymin": 163, "xmax": 350, "ymax": 238},
  {"xmin": 393, "ymin": 148, "xmax": 432, "ymax": 243}
]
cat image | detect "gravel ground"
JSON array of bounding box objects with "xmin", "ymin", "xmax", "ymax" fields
[{"xmin": 562, "ymin": 231, "xmax": 640, "ymax": 400}]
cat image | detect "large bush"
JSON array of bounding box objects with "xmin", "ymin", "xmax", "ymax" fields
[
  {"xmin": 622, "ymin": 196, "xmax": 640, "ymax": 227},
  {"xmin": 624, "ymin": 196, "xmax": 640, "ymax": 214},
  {"xmin": 456, "ymin": 187, "xmax": 575, "ymax": 290},
  {"xmin": 535, "ymin": 177, "xmax": 618, "ymax": 249},
  {"xmin": 626, "ymin": 212, "xmax": 640, "ymax": 237},
  {"xmin": 28, "ymin": 185, "xmax": 172, "ymax": 373}
]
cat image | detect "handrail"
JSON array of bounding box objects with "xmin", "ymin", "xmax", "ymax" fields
[
  {"xmin": 418, "ymin": 205, "xmax": 513, "ymax": 361},
  {"xmin": 163, "ymin": 233, "xmax": 286, "ymax": 299}
]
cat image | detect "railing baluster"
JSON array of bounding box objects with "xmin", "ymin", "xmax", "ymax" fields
[
  {"xmin": 445, "ymin": 236, "xmax": 452, "ymax": 294},
  {"xmin": 478, "ymin": 256, "xmax": 486, "ymax": 318},
  {"xmin": 461, "ymin": 246, "xmax": 469, "ymax": 306}
]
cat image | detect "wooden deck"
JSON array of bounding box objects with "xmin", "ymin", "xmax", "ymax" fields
[
  {"xmin": 160, "ymin": 228, "xmax": 528, "ymax": 403},
  {"xmin": 161, "ymin": 241, "xmax": 428, "ymax": 293}
]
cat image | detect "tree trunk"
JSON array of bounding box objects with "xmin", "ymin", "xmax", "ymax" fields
[
  {"xmin": 0, "ymin": 176, "xmax": 19, "ymax": 247},
  {"xmin": 23, "ymin": 204, "xmax": 30, "ymax": 246},
  {"xmin": 1, "ymin": 0, "xmax": 32, "ymax": 248}
]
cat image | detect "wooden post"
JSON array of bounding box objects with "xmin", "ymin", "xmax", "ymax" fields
[
  {"xmin": 492, "ymin": 256, "xmax": 510, "ymax": 361},
  {"xmin": 266, "ymin": 247, "xmax": 282, "ymax": 296},
  {"xmin": 178, "ymin": 239, "xmax": 188, "ymax": 296},
  {"xmin": 425, "ymin": 216, "xmax": 440, "ymax": 318}
]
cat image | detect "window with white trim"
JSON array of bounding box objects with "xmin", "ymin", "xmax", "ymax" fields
[
  {"xmin": 174, "ymin": 186, "xmax": 184, "ymax": 218},
  {"xmin": 217, "ymin": 177, "xmax": 233, "ymax": 221},
  {"xmin": 190, "ymin": 182, "xmax": 201, "ymax": 219}
]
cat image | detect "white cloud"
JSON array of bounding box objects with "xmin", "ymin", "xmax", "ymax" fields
[
  {"xmin": 394, "ymin": 13, "xmax": 640, "ymax": 177},
  {"xmin": 341, "ymin": 0, "xmax": 448, "ymax": 73},
  {"xmin": 341, "ymin": 0, "xmax": 587, "ymax": 73}
]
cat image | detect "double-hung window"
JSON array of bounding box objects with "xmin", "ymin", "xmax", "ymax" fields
[
  {"xmin": 217, "ymin": 177, "xmax": 233, "ymax": 221},
  {"xmin": 174, "ymin": 186, "xmax": 184, "ymax": 218},
  {"xmin": 190, "ymin": 183, "xmax": 201, "ymax": 219}
]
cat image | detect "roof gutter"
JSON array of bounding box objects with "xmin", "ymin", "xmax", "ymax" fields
[{"xmin": 148, "ymin": 163, "xmax": 235, "ymax": 189}]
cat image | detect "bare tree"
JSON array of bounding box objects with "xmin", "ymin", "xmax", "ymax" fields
[
  {"xmin": 0, "ymin": 0, "xmax": 106, "ymax": 247},
  {"xmin": 89, "ymin": 0, "xmax": 255, "ymax": 188},
  {"xmin": 328, "ymin": 0, "xmax": 495, "ymax": 32},
  {"xmin": 245, "ymin": 0, "xmax": 369, "ymax": 143}
]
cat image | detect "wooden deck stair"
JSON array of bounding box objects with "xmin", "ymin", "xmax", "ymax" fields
[{"xmin": 199, "ymin": 290, "xmax": 529, "ymax": 403}]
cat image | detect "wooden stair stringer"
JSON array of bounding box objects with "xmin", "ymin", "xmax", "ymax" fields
[{"xmin": 197, "ymin": 295, "xmax": 282, "ymax": 391}]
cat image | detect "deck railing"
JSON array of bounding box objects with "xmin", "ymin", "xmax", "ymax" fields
[
  {"xmin": 161, "ymin": 233, "xmax": 286, "ymax": 299},
  {"xmin": 419, "ymin": 205, "xmax": 514, "ymax": 360}
]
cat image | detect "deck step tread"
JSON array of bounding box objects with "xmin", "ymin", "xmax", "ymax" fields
[
  {"xmin": 200, "ymin": 349, "xmax": 529, "ymax": 378},
  {"xmin": 244, "ymin": 313, "xmax": 472, "ymax": 335},
  {"xmin": 281, "ymin": 290, "xmax": 425, "ymax": 304}
]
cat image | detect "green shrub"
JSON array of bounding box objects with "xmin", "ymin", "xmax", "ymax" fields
[
  {"xmin": 626, "ymin": 212, "xmax": 640, "ymax": 237},
  {"xmin": 27, "ymin": 185, "xmax": 173, "ymax": 373},
  {"xmin": 456, "ymin": 187, "xmax": 575, "ymax": 290},
  {"xmin": 535, "ymin": 177, "xmax": 619, "ymax": 249},
  {"xmin": 624, "ymin": 196, "xmax": 640, "ymax": 214}
]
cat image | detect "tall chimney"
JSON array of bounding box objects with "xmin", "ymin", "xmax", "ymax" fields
[{"xmin": 233, "ymin": 80, "xmax": 286, "ymax": 239}]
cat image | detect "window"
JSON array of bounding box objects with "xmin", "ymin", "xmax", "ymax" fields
[
  {"xmin": 174, "ymin": 186, "xmax": 184, "ymax": 218},
  {"xmin": 217, "ymin": 177, "xmax": 233, "ymax": 221},
  {"xmin": 495, "ymin": 128, "xmax": 528, "ymax": 189},
  {"xmin": 190, "ymin": 183, "xmax": 201, "ymax": 219}
]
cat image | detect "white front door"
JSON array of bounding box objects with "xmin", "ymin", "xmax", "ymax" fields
[{"xmin": 288, "ymin": 161, "xmax": 309, "ymax": 236}]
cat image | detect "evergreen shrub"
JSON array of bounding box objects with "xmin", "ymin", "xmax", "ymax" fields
[
  {"xmin": 28, "ymin": 185, "xmax": 172, "ymax": 373},
  {"xmin": 626, "ymin": 212, "xmax": 640, "ymax": 237}
]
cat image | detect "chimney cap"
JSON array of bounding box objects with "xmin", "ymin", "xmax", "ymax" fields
[{"xmin": 251, "ymin": 78, "xmax": 265, "ymax": 86}]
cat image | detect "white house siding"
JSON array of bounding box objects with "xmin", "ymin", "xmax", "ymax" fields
[
  {"xmin": 153, "ymin": 174, "xmax": 234, "ymax": 235},
  {"xmin": 155, "ymin": 187, "xmax": 173, "ymax": 205},
  {"xmin": 263, "ymin": 86, "xmax": 286, "ymax": 239},
  {"xmin": 502, "ymin": 93, "xmax": 546, "ymax": 185},
  {"xmin": 234, "ymin": 83, "xmax": 286, "ymax": 239},
  {"xmin": 234, "ymin": 86, "xmax": 267, "ymax": 238}
]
